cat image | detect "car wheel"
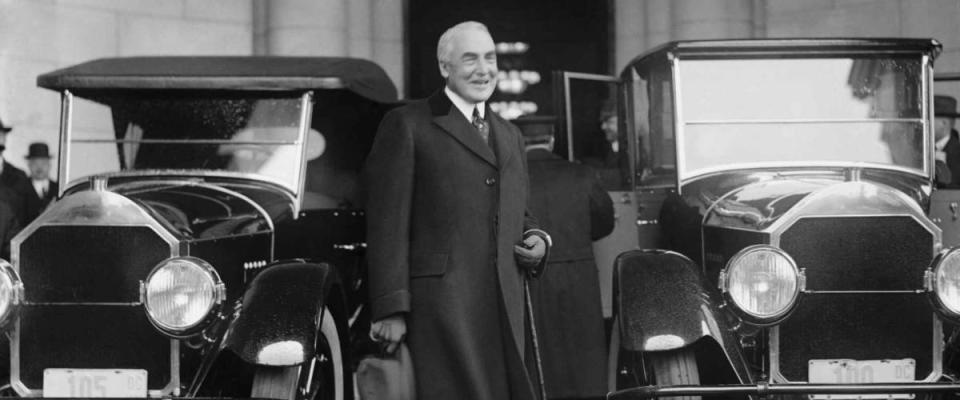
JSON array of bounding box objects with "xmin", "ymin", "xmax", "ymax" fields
[
  {"xmin": 607, "ymin": 317, "xmax": 700, "ymax": 400},
  {"xmin": 648, "ymin": 348, "xmax": 700, "ymax": 400},
  {"xmin": 251, "ymin": 307, "xmax": 346, "ymax": 400}
]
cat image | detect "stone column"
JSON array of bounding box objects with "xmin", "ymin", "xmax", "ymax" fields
[
  {"xmin": 348, "ymin": 0, "xmax": 373, "ymax": 59},
  {"xmin": 371, "ymin": 0, "xmax": 405, "ymax": 98},
  {"xmin": 615, "ymin": 0, "xmax": 761, "ymax": 72},
  {"xmin": 266, "ymin": 0, "xmax": 348, "ymax": 56},
  {"xmin": 671, "ymin": 0, "xmax": 755, "ymax": 40},
  {"xmin": 614, "ymin": 0, "xmax": 646, "ymax": 73}
]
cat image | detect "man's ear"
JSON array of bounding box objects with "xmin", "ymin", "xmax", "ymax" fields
[{"xmin": 438, "ymin": 61, "xmax": 450, "ymax": 79}]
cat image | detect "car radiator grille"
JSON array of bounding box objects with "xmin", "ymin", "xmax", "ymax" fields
[
  {"xmin": 777, "ymin": 216, "xmax": 935, "ymax": 382},
  {"xmin": 16, "ymin": 226, "xmax": 173, "ymax": 390}
]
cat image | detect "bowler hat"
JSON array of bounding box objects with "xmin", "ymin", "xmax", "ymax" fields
[
  {"xmin": 25, "ymin": 142, "xmax": 52, "ymax": 159},
  {"xmin": 0, "ymin": 116, "xmax": 11, "ymax": 133},
  {"xmin": 935, "ymin": 95, "xmax": 960, "ymax": 118}
]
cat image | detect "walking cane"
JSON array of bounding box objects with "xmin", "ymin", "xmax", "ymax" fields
[{"xmin": 523, "ymin": 275, "xmax": 548, "ymax": 400}]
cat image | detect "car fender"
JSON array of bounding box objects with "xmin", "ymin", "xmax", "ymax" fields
[
  {"xmin": 222, "ymin": 260, "xmax": 343, "ymax": 367},
  {"xmin": 614, "ymin": 249, "xmax": 751, "ymax": 381}
]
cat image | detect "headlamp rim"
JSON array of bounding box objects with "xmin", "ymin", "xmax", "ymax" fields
[
  {"xmin": 928, "ymin": 247, "xmax": 960, "ymax": 319},
  {"xmin": 0, "ymin": 260, "xmax": 23, "ymax": 328},
  {"xmin": 142, "ymin": 256, "xmax": 225, "ymax": 336},
  {"xmin": 720, "ymin": 244, "xmax": 803, "ymax": 325}
]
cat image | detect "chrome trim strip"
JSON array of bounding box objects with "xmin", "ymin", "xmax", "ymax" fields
[
  {"xmin": 24, "ymin": 302, "xmax": 142, "ymax": 306},
  {"xmin": 57, "ymin": 91, "xmax": 73, "ymax": 198},
  {"xmin": 671, "ymin": 55, "xmax": 686, "ymax": 194},
  {"xmin": 562, "ymin": 71, "xmax": 620, "ymax": 81},
  {"xmin": 924, "ymin": 55, "xmax": 933, "ymax": 180},
  {"xmin": 563, "ymin": 73, "xmax": 574, "ymax": 162},
  {"xmin": 294, "ymin": 91, "xmax": 313, "ymax": 219},
  {"xmin": 72, "ymin": 138, "xmax": 299, "ymax": 145},
  {"xmin": 689, "ymin": 162, "xmax": 926, "ymax": 183},
  {"xmin": 685, "ymin": 118, "xmax": 925, "ymax": 125},
  {"xmin": 803, "ymin": 290, "xmax": 927, "ymax": 295},
  {"xmin": 10, "ymin": 190, "xmax": 183, "ymax": 397}
]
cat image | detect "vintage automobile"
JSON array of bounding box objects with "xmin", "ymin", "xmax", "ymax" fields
[
  {"xmin": 0, "ymin": 56, "xmax": 398, "ymax": 399},
  {"xmin": 589, "ymin": 38, "xmax": 960, "ymax": 399}
]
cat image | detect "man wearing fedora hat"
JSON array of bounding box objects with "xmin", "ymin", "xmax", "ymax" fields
[
  {"xmin": 935, "ymin": 95, "xmax": 960, "ymax": 188},
  {"xmin": 25, "ymin": 142, "xmax": 57, "ymax": 223}
]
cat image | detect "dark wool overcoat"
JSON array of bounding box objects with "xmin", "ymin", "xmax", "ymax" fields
[
  {"xmin": 0, "ymin": 161, "xmax": 31, "ymax": 227},
  {"xmin": 25, "ymin": 179, "xmax": 57, "ymax": 224},
  {"xmin": 364, "ymin": 90, "xmax": 539, "ymax": 400},
  {"xmin": 944, "ymin": 129, "xmax": 960, "ymax": 188},
  {"xmin": 526, "ymin": 148, "xmax": 614, "ymax": 398}
]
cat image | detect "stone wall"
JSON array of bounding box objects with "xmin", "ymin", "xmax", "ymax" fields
[{"xmin": 615, "ymin": 0, "xmax": 960, "ymax": 73}]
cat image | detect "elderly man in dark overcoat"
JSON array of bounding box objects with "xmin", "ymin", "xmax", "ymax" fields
[
  {"xmin": 521, "ymin": 118, "xmax": 614, "ymax": 400},
  {"xmin": 364, "ymin": 21, "xmax": 550, "ymax": 400}
]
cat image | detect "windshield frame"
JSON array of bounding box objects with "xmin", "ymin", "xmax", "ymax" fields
[
  {"xmin": 670, "ymin": 53, "xmax": 934, "ymax": 185},
  {"xmin": 56, "ymin": 90, "xmax": 315, "ymax": 212}
]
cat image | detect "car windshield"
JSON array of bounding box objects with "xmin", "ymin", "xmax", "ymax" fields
[
  {"xmin": 677, "ymin": 56, "xmax": 926, "ymax": 179},
  {"xmin": 65, "ymin": 92, "xmax": 309, "ymax": 192}
]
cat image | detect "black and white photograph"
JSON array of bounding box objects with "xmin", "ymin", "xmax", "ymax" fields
[{"xmin": 1, "ymin": 1, "xmax": 960, "ymax": 400}]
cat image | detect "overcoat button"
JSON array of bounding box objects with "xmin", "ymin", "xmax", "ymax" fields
[{"xmin": 485, "ymin": 177, "xmax": 496, "ymax": 186}]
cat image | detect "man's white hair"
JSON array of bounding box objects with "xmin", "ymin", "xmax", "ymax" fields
[{"xmin": 436, "ymin": 21, "xmax": 490, "ymax": 64}]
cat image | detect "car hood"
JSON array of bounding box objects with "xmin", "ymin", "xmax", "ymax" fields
[
  {"xmin": 104, "ymin": 180, "xmax": 275, "ymax": 239},
  {"xmin": 701, "ymin": 171, "xmax": 932, "ymax": 233}
]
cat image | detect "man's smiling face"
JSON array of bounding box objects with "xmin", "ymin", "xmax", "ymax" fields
[{"xmin": 441, "ymin": 28, "xmax": 498, "ymax": 104}]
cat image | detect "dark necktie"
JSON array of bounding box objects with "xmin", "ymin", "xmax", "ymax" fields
[{"xmin": 472, "ymin": 107, "xmax": 489, "ymax": 144}]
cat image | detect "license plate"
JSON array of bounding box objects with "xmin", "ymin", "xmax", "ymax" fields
[
  {"xmin": 808, "ymin": 359, "xmax": 915, "ymax": 400},
  {"xmin": 43, "ymin": 368, "xmax": 147, "ymax": 398}
]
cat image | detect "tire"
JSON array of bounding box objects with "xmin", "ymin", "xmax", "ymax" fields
[
  {"xmin": 648, "ymin": 348, "xmax": 700, "ymax": 400},
  {"xmin": 607, "ymin": 317, "xmax": 700, "ymax": 400},
  {"xmin": 251, "ymin": 307, "xmax": 346, "ymax": 400}
]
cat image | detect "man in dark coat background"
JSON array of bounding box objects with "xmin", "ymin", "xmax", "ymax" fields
[
  {"xmin": 935, "ymin": 95, "xmax": 960, "ymax": 188},
  {"xmin": 364, "ymin": 21, "xmax": 551, "ymax": 400},
  {"xmin": 25, "ymin": 142, "xmax": 58, "ymax": 223},
  {"xmin": 519, "ymin": 116, "xmax": 614, "ymax": 400},
  {"xmin": 0, "ymin": 118, "xmax": 30, "ymax": 253}
]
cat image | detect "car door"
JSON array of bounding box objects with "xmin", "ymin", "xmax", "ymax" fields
[
  {"xmin": 931, "ymin": 73, "xmax": 960, "ymax": 247},
  {"xmin": 554, "ymin": 71, "xmax": 642, "ymax": 319}
]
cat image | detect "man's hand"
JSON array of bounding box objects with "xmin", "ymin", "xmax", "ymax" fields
[
  {"xmin": 514, "ymin": 234, "xmax": 546, "ymax": 270},
  {"xmin": 370, "ymin": 314, "xmax": 406, "ymax": 354}
]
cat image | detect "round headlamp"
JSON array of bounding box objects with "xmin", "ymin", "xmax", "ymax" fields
[
  {"xmin": 719, "ymin": 245, "xmax": 803, "ymax": 325},
  {"xmin": 0, "ymin": 260, "xmax": 23, "ymax": 327},
  {"xmin": 142, "ymin": 257, "xmax": 225, "ymax": 336},
  {"xmin": 926, "ymin": 247, "xmax": 960, "ymax": 320}
]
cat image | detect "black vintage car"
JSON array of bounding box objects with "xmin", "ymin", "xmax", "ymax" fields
[
  {"xmin": 593, "ymin": 38, "xmax": 960, "ymax": 399},
  {"xmin": 0, "ymin": 57, "xmax": 397, "ymax": 399}
]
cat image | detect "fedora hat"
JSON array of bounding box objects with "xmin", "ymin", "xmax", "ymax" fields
[
  {"xmin": 25, "ymin": 142, "xmax": 52, "ymax": 159},
  {"xmin": 0, "ymin": 116, "xmax": 11, "ymax": 133},
  {"xmin": 935, "ymin": 95, "xmax": 960, "ymax": 118}
]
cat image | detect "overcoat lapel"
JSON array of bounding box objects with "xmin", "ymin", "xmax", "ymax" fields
[
  {"xmin": 488, "ymin": 109, "xmax": 516, "ymax": 169},
  {"xmin": 429, "ymin": 91, "xmax": 498, "ymax": 167}
]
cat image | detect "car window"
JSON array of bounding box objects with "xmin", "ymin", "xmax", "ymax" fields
[
  {"xmin": 630, "ymin": 64, "xmax": 675, "ymax": 187},
  {"xmin": 676, "ymin": 57, "xmax": 925, "ymax": 178},
  {"xmin": 66, "ymin": 93, "xmax": 308, "ymax": 192}
]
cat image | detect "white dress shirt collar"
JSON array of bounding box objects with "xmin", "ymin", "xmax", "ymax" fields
[{"xmin": 444, "ymin": 86, "xmax": 485, "ymax": 122}]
